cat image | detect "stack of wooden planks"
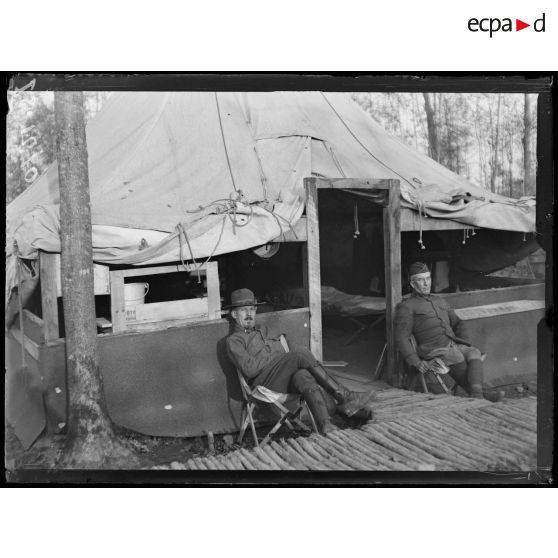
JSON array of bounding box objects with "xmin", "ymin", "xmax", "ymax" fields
[{"xmin": 178, "ymin": 388, "xmax": 537, "ymax": 471}]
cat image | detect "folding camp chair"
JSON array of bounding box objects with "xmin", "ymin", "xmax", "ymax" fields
[
  {"xmin": 406, "ymin": 336, "xmax": 451, "ymax": 394},
  {"xmin": 236, "ymin": 335, "xmax": 318, "ymax": 447}
]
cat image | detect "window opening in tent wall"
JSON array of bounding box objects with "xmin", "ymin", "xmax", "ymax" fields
[{"xmin": 121, "ymin": 270, "xmax": 209, "ymax": 324}]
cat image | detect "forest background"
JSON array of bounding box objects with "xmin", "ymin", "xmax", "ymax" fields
[{"xmin": 6, "ymin": 91, "xmax": 537, "ymax": 204}]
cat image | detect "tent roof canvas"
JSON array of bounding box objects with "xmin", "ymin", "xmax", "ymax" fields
[{"xmin": 7, "ymin": 91, "xmax": 536, "ymax": 266}]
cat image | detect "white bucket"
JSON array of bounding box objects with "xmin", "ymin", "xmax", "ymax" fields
[{"xmin": 125, "ymin": 282, "xmax": 149, "ymax": 307}]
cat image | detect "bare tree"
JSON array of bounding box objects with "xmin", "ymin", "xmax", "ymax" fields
[
  {"xmin": 489, "ymin": 94, "xmax": 502, "ymax": 193},
  {"xmin": 423, "ymin": 93, "xmax": 440, "ymax": 162},
  {"xmin": 523, "ymin": 93, "xmax": 537, "ymax": 196},
  {"xmin": 55, "ymin": 91, "xmax": 137, "ymax": 469}
]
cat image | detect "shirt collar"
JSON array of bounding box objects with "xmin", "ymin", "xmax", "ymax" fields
[{"xmin": 411, "ymin": 290, "xmax": 432, "ymax": 300}]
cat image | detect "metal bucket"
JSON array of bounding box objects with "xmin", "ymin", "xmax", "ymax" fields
[{"xmin": 124, "ymin": 282, "xmax": 149, "ymax": 307}]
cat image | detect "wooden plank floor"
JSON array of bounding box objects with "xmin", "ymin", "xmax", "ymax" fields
[{"xmin": 179, "ymin": 389, "xmax": 537, "ymax": 471}]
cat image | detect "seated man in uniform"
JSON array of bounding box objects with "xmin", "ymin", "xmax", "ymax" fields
[
  {"xmin": 395, "ymin": 262, "xmax": 504, "ymax": 402},
  {"xmin": 226, "ymin": 288, "xmax": 376, "ymax": 435}
]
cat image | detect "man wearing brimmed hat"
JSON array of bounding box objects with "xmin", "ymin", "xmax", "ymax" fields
[
  {"xmin": 226, "ymin": 288, "xmax": 376, "ymax": 434},
  {"xmin": 395, "ymin": 262, "xmax": 504, "ymax": 402}
]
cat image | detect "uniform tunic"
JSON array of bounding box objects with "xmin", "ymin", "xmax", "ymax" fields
[
  {"xmin": 395, "ymin": 293, "xmax": 475, "ymax": 367},
  {"xmin": 226, "ymin": 324, "xmax": 318, "ymax": 392}
]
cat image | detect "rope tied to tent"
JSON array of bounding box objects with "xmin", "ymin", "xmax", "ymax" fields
[
  {"xmin": 176, "ymin": 214, "xmax": 228, "ymax": 282},
  {"xmin": 409, "ymin": 178, "xmax": 427, "ymax": 250},
  {"xmin": 177, "ymin": 192, "xmax": 297, "ymax": 277},
  {"xmin": 176, "ymin": 222, "xmax": 201, "ymax": 281},
  {"xmin": 320, "ymin": 92, "xmax": 416, "ymax": 189},
  {"xmin": 214, "ymin": 92, "xmax": 238, "ymax": 193},
  {"xmin": 353, "ymin": 202, "xmax": 360, "ymax": 239},
  {"xmin": 185, "ymin": 193, "xmax": 254, "ymax": 234},
  {"xmin": 416, "ymin": 198, "xmax": 426, "ymax": 250}
]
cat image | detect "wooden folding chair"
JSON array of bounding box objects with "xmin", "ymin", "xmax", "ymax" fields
[{"xmin": 235, "ymin": 335, "xmax": 318, "ymax": 447}]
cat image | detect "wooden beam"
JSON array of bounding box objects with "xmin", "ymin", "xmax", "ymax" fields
[
  {"xmin": 22, "ymin": 309, "xmax": 44, "ymax": 344},
  {"xmin": 304, "ymin": 177, "xmax": 323, "ymax": 361},
  {"xmin": 383, "ymin": 180, "xmax": 402, "ymax": 386},
  {"xmin": 315, "ymin": 178, "xmax": 392, "ymax": 190},
  {"xmin": 9, "ymin": 326, "xmax": 40, "ymax": 361},
  {"xmin": 114, "ymin": 263, "xmax": 202, "ymax": 278},
  {"xmin": 206, "ymin": 261, "xmax": 222, "ymax": 320},
  {"xmin": 400, "ymin": 208, "xmax": 469, "ymax": 231},
  {"xmin": 39, "ymin": 252, "xmax": 60, "ymax": 342},
  {"xmin": 301, "ymin": 244, "xmax": 309, "ymax": 307},
  {"xmin": 109, "ymin": 270, "xmax": 126, "ymax": 333}
]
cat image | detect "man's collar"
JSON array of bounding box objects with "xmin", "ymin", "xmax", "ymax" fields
[{"xmin": 411, "ymin": 290, "xmax": 432, "ymax": 300}]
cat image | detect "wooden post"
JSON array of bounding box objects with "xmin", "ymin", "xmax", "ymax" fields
[
  {"xmin": 206, "ymin": 261, "xmax": 222, "ymax": 320},
  {"xmin": 304, "ymin": 177, "xmax": 323, "ymax": 361},
  {"xmin": 301, "ymin": 243, "xmax": 309, "ymax": 306},
  {"xmin": 383, "ymin": 179, "xmax": 402, "ymax": 386},
  {"xmin": 109, "ymin": 270, "xmax": 126, "ymax": 333},
  {"xmin": 39, "ymin": 251, "xmax": 60, "ymax": 341}
]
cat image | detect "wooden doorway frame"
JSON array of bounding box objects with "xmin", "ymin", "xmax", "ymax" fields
[{"xmin": 303, "ymin": 177, "xmax": 401, "ymax": 381}]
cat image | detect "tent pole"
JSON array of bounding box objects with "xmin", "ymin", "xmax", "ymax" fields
[
  {"xmin": 304, "ymin": 177, "xmax": 323, "ymax": 361},
  {"xmin": 383, "ymin": 179, "xmax": 402, "ymax": 386}
]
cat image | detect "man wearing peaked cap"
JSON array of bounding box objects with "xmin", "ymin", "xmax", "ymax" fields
[
  {"xmin": 394, "ymin": 262, "xmax": 504, "ymax": 402},
  {"xmin": 226, "ymin": 288, "xmax": 376, "ymax": 434}
]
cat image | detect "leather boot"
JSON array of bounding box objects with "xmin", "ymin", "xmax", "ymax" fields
[
  {"xmin": 308, "ymin": 364, "xmax": 376, "ymax": 418},
  {"xmin": 448, "ymin": 362, "xmax": 469, "ymax": 393},
  {"xmin": 467, "ymin": 360, "xmax": 505, "ymax": 402},
  {"xmin": 302, "ymin": 385, "xmax": 337, "ymax": 434}
]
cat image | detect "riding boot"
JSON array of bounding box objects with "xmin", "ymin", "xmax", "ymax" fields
[
  {"xmin": 302, "ymin": 385, "xmax": 337, "ymax": 434},
  {"xmin": 467, "ymin": 359, "xmax": 505, "ymax": 402},
  {"xmin": 448, "ymin": 362, "xmax": 469, "ymax": 393},
  {"xmin": 308, "ymin": 364, "xmax": 376, "ymax": 418}
]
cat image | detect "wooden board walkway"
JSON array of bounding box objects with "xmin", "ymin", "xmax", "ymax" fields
[{"xmin": 178, "ymin": 389, "xmax": 537, "ymax": 471}]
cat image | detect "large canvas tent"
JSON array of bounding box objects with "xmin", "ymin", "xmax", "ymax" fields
[
  {"xmin": 7, "ymin": 91, "xmax": 536, "ymax": 283},
  {"xmin": 5, "ymin": 91, "xmax": 543, "ymax": 444}
]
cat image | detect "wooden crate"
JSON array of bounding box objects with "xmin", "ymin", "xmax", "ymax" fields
[{"xmin": 110, "ymin": 262, "xmax": 221, "ymax": 333}]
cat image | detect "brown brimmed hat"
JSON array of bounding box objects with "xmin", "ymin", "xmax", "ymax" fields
[{"xmin": 225, "ymin": 288, "xmax": 264, "ymax": 309}]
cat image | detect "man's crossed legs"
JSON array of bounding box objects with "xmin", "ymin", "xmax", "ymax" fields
[{"xmin": 260, "ymin": 349, "xmax": 376, "ymax": 434}]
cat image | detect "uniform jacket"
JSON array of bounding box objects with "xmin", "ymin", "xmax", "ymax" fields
[
  {"xmin": 394, "ymin": 293, "xmax": 470, "ymax": 367},
  {"xmin": 226, "ymin": 323, "xmax": 287, "ymax": 383}
]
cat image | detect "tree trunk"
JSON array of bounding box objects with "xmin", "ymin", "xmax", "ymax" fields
[
  {"xmin": 490, "ymin": 94, "xmax": 502, "ymax": 193},
  {"xmin": 523, "ymin": 93, "xmax": 537, "ymax": 196},
  {"xmin": 423, "ymin": 93, "xmax": 440, "ymax": 162},
  {"xmin": 55, "ymin": 91, "xmax": 137, "ymax": 469}
]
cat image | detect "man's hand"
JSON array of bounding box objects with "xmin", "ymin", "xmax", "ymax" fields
[{"xmin": 415, "ymin": 360, "xmax": 429, "ymax": 374}]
